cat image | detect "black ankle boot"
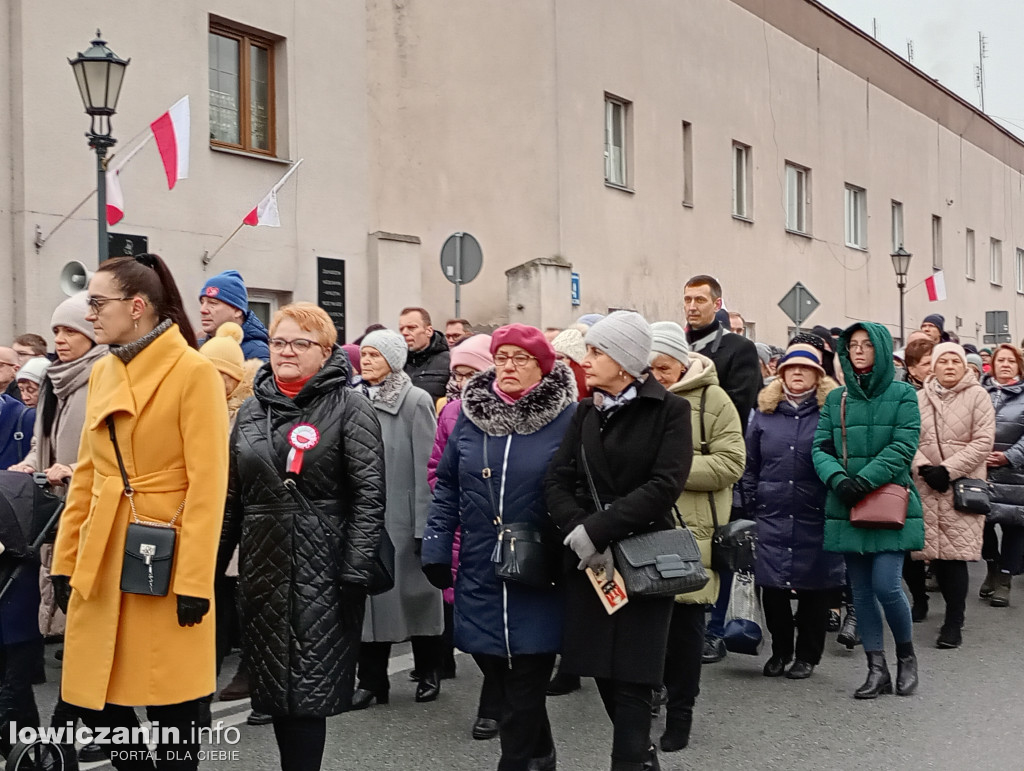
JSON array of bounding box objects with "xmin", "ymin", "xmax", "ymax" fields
[
  {"xmin": 351, "ymin": 685, "xmax": 389, "ymax": 710},
  {"xmin": 854, "ymin": 650, "xmax": 892, "ymax": 699},
  {"xmin": 895, "ymin": 641, "xmax": 918, "ymax": 696},
  {"xmin": 837, "ymin": 605, "xmax": 860, "ymax": 649},
  {"xmin": 659, "ymin": 708, "xmax": 693, "ymax": 752},
  {"xmin": 415, "ymin": 670, "xmax": 441, "ymax": 703}
]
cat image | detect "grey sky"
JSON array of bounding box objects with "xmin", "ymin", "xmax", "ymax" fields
[{"xmin": 820, "ymin": 0, "xmax": 1024, "ymax": 139}]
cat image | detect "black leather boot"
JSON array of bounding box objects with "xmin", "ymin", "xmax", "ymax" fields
[
  {"xmin": 895, "ymin": 641, "xmax": 919, "ymax": 696},
  {"xmin": 837, "ymin": 604, "xmax": 860, "ymax": 650},
  {"xmin": 415, "ymin": 670, "xmax": 441, "ymax": 703},
  {"xmin": 659, "ymin": 707, "xmax": 693, "ymax": 752},
  {"xmin": 854, "ymin": 650, "xmax": 893, "ymax": 699}
]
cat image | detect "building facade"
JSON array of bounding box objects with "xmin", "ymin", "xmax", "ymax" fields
[{"xmin": 4, "ymin": 0, "xmax": 1024, "ymax": 345}]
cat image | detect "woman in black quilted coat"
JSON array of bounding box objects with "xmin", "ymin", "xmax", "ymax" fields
[{"xmin": 220, "ymin": 303, "xmax": 387, "ymax": 771}]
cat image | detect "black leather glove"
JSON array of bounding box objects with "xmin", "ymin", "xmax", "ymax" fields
[
  {"xmin": 422, "ymin": 563, "xmax": 453, "ymax": 590},
  {"xmin": 919, "ymin": 464, "xmax": 951, "ymax": 493},
  {"xmin": 51, "ymin": 575, "xmax": 71, "ymax": 614},
  {"xmin": 835, "ymin": 477, "xmax": 870, "ymax": 507},
  {"xmin": 414, "ymin": 538, "xmax": 422, "ymax": 557},
  {"xmin": 176, "ymin": 595, "xmax": 211, "ymax": 627}
]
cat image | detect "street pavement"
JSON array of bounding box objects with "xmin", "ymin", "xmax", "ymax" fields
[{"xmin": 26, "ymin": 561, "xmax": 1024, "ymax": 770}]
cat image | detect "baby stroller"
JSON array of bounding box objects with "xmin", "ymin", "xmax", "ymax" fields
[{"xmin": 0, "ymin": 471, "xmax": 70, "ymax": 771}]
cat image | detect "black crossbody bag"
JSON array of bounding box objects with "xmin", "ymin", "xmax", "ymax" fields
[
  {"xmin": 929, "ymin": 400, "xmax": 991, "ymax": 516},
  {"xmin": 107, "ymin": 416, "xmax": 181, "ymax": 597}
]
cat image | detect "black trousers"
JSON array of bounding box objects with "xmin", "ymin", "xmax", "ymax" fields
[
  {"xmin": 594, "ymin": 678, "xmax": 655, "ymax": 765},
  {"xmin": 272, "ymin": 715, "xmax": 327, "ymax": 771},
  {"xmin": 0, "ymin": 640, "xmax": 42, "ymax": 734},
  {"xmin": 982, "ymin": 521, "xmax": 1024, "ymax": 573},
  {"xmin": 77, "ymin": 698, "xmax": 203, "ymax": 771},
  {"xmin": 761, "ymin": 587, "xmax": 831, "ymax": 665},
  {"xmin": 902, "ymin": 554, "xmax": 928, "ymax": 605},
  {"xmin": 357, "ymin": 636, "xmax": 443, "ymax": 692},
  {"xmin": 660, "ymin": 603, "xmax": 705, "ymax": 720},
  {"xmin": 932, "ymin": 559, "xmax": 969, "ymax": 629},
  {"xmin": 441, "ymin": 602, "xmax": 457, "ymax": 673},
  {"xmin": 475, "ymin": 659, "xmax": 503, "ymax": 722},
  {"xmin": 473, "ymin": 653, "xmax": 556, "ymax": 771}
]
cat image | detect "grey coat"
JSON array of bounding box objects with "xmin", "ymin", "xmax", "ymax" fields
[
  {"xmin": 362, "ymin": 372, "xmax": 444, "ymax": 642},
  {"xmin": 983, "ymin": 376, "xmax": 1024, "ymax": 527}
]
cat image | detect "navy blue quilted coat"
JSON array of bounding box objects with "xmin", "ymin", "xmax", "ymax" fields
[
  {"xmin": 423, "ymin": 365, "xmax": 576, "ymax": 657},
  {"xmin": 742, "ymin": 378, "xmax": 846, "ymax": 590}
]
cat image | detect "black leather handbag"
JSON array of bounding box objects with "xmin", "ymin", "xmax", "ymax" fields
[
  {"xmin": 581, "ymin": 447, "xmax": 708, "ymax": 598},
  {"xmin": 483, "ymin": 436, "xmax": 560, "ymax": 590},
  {"xmin": 694, "ymin": 386, "xmax": 758, "ymax": 573},
  {"xmin": 107, "ymin": 417, "xmax": 180, "ymax": 597}
]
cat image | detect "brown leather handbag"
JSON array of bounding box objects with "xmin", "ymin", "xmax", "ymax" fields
[{"xmin": 840, "ymin": 391, "xmax": 909, "ymax": 530}]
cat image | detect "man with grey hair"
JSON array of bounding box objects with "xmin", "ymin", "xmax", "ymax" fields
[{"xmin": 0, "ymin": 347, "xmax": 22, "ymax": 401}]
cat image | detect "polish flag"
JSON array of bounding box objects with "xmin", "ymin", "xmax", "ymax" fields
[
  {"xmin": 925, "ymin": 271, "xmax": 947, "ymax": 302},
  {"xmin": 106, "ymin": 168, "xmax": 125, "ymax": 225},
  {"xmin": 243, "ymin": 190, "xmax": 280, "ymax": 227},
  {"xmin": 241, "ymin": 159, "xmax": 303, "ymax": 228},
  {"xmin": 150, "ymin": 96, "xmax": 190, "ymax": 190}
]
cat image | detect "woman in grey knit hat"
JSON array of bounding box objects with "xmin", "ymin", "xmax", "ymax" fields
[{"xmin": 546, "ymin": 311, "xmax": 694, "ymax": 771}]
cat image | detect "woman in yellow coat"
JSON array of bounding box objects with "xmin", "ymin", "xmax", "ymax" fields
[{"xmin": 50, "ymin": 254, "xmax": 229, "ymax": 770}]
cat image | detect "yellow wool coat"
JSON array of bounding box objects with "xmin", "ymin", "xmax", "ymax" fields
[{"xmin": 51, "ymin": 325, "xmax": 229, "ymax": 710}]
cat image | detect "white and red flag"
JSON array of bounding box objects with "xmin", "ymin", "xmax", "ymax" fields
[
  {"xmin": 242, "ymin": 159, "xmax": 303, "ymax": 227},
  {"xmin": 925, "ymin": 271, "xmax": 947, "ymax": 302},
  {"xmin": 104, "ymin": 135, "xmax": 153, "ymax": 225},
  {"xmin": 150, "ymin": 96, "xmax": 190, "ymax": 190}
]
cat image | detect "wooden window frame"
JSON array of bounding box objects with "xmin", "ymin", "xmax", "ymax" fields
[{"xmin": 209, "ymin": 22, "xmax": 277, "ymax": 157}]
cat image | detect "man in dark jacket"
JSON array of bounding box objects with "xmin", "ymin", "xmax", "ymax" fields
[
  {"xmin": 0, "ymin": 347, "xmax": 21, "ymax": 402},
  {"xmin": 683, "ymin": 276, "xmax": 761, "ymax": 432},
  {"xmin": 400, "ymin": 307, "xmax": 450, "ymax": 401},
  {"xmin": 198, "ymin": 270, "xmax": 270, "ymax": 361}
]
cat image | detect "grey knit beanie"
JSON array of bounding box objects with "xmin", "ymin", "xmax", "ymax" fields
[
  {"xmin": 360, "ymin": 329, "xmax": 408, "ymax": 374},
  {"xmin": 50, "ymin": 292, "xmax": 97, "ymax": 343},
  {"xmin": 585, "ymin": 311, "xmax": 652, "ymax": 378},
  {"xmin": 649, "ymin": 322, "xmax": 690, "ymax": 368}
]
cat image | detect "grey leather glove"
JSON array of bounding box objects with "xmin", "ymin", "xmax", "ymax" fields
[
  {"xmin": 564, "ymin": 524, "xmax": 598, "ymax": 566},
  {"xmin": 584, "ymin": 548, "xmax": 615, "ymax": 577}
]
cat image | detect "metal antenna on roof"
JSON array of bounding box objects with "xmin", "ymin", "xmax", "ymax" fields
[{"xmin": 975, "ymin": 32, "xmax": 988, "ymax": 112}]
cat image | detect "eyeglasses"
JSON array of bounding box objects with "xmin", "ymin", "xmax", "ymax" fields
[
  {"xmin": 269, "ymin": 338, "xmax": 320, "ymax": 354},
  {"xmin": 849, "ymin": 342, "xmax": 875, "ymax": 351},
  {"xmin": 494, "ymin": 353, "xmax": 537, "ymax": 368},
  {"xmin": 87, "ymin": 295, "xmax": 132, "ymax": 313},
  {"xmin": 452, "ymin": 368, "xmax": 477, "ymax": 382}
]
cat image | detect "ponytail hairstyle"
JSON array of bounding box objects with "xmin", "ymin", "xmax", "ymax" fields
[{"xmin": 96, "ymin": 254, "xmax": 199, "ymax": 349}]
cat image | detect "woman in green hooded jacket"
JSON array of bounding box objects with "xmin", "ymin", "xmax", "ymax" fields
[{"xmin": 812, "ymin": 322, "xmax": 923, "ymax": 700}]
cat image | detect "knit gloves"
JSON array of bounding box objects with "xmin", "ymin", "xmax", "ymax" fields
[
  {"xmin": 918, "ymin": 464, "xmax": 951, "ymax": 493},
  {"xmin": 564, "ymin": 524, "xmax": 598, "ymax": 570}
]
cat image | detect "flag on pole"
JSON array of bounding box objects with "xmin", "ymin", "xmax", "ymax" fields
[
  {"xmin": 104, "ymin": 134, "xmax": 154, "ymax": 226},
  {"xmin": 243, "ymin": 191, "xmax": 280, "ymax": 227},
  {"xmin": 242, "ymin": 159, "xmax": 304, "ymax": 228},
  {"xmin": 150, "ymin": 96, "xmax": 190, "ymax": 190},
  {"xmin": 925, "ymin": 271, "xmax": 947, "ymax": 302}
]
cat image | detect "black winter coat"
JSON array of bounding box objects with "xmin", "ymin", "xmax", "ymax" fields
[
  {"xmin": 686, "ymin": 321, "xmax": 761, "ymax": 432},
  {"xmin": 221, "ymin": 350, "xmax": 387, "ymax": 717},
  {"xmin": 404, "ymin": 330, "xmax": 450, "ymax": 401},
  {"xmin": 983, "ymin": 376, "xmax": 1024, "ymax": 527},
  {"xmin": 545, "ymin": 376, "xmax": 692, "ymax": 685}
]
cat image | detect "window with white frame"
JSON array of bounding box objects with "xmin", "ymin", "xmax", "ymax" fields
[
  {"xmin": 785, "ymin": 163, "xmax": 809, "ymax": 234},
  {"xmin": 844, "ymin": 184, "xmax": 867, "ymax": 248},
  {"xmin": 1016, "ymin": 248, "xmax": 1024, "ymax": 293},
  {"xmin": 604, "ymin": 96, "xmax": 629, "ymax": 187},
  {"xmin": 932, "ymin": 215, "xmax": 943, "ymax": 269},
  {"xmin": 732, "ymin": 142, "xmax": 752, "ymax": 219},
  {"xmin": 991, "ymin": 238, "xmax": 1003, "ymax": 285},
  {"xmin": 966, "ymin": 228, "xmax": 975, "ymax": 280},
  {"xmin": 891, "ymin": 200, "xmax": 904, "ymax": 252}
]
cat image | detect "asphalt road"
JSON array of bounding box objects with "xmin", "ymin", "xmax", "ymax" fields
[{"xmin": 24, "ymin": 561, "xmax": 1024, "ymax": 770}]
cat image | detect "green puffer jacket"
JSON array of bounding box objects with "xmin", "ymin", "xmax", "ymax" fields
[
  {"xmin": 667, "ymin": 354, "xmax": 746, "ymax": 604},
  {"xmin": 812, "ymin": 322, "xmax": 925, "ymax": 554}
]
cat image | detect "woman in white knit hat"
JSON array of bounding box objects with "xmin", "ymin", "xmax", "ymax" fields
[{"xmin": 546, "ymin": 310, "xmax": 693, "ymax": 771}]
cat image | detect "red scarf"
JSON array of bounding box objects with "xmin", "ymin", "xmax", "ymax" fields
[{"xmin": 275, "ymin": 375, "xmax": 312, "ymax": 399}]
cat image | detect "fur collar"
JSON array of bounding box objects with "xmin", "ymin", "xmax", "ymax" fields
[
  {"xmin": 368, "ymin": 370, "xmax": 411, "ymax": 413},
  {"xmin": 110, "ymin": 319, "xmax": 172, "ymax": 364},
  {"xmin": 227, "ymin": 359, "xmax": 261, "ymax": 422},
  {"xmin": 757, "ymin": 376, "xmax": 838, "ymax": 414},
  {"xmin": 462, "ymin": 362, "xmax": 576, "ymax": 436}
]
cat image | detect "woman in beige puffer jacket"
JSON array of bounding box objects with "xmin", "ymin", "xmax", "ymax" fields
[{"xmin": 911, "ymin": 342, "xmax": 995, "ymax": 649}]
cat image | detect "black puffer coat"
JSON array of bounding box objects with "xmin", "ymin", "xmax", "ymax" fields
[
  {"xmin": 983, "ymin": 376, "xmax": 1024, "ymax": 527},
  {"xmin": 403, "ymin": 330, "xmax": 450, "ymax": 401},
  {"xmin": 221, "ymin": 349, "xmax": 387, "ymax": 717}
]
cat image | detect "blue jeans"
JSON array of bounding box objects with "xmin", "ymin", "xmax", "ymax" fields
[
  {"xmin": 844, "ymin": 551, "xmax": 914, "ymax": 651},
  {"xmin": 706, "ymin": 569, "xmax": 732, "ymax": 639}
]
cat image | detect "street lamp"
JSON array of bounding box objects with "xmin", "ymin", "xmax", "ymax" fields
[
  {"xmin": 69, "ymin": 31, "xmax": 129, "ymax": 264},
  {"xmin": 891, "ymin": 246, "xmax": 913, "ymax": 346}
]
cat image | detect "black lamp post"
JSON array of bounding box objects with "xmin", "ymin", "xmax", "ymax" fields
[
  {"xmin": 69, "ymin": 31, "xmax": 129, "ymax": 264},
  {"xmin": 891, "ymin": 246, "xmax": 913, "ymax": 346}
]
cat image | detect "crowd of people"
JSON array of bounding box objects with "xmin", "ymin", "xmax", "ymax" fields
[{"xmin": 0, "ymin": 259, "xmax": 1021, "ymax": 771}]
